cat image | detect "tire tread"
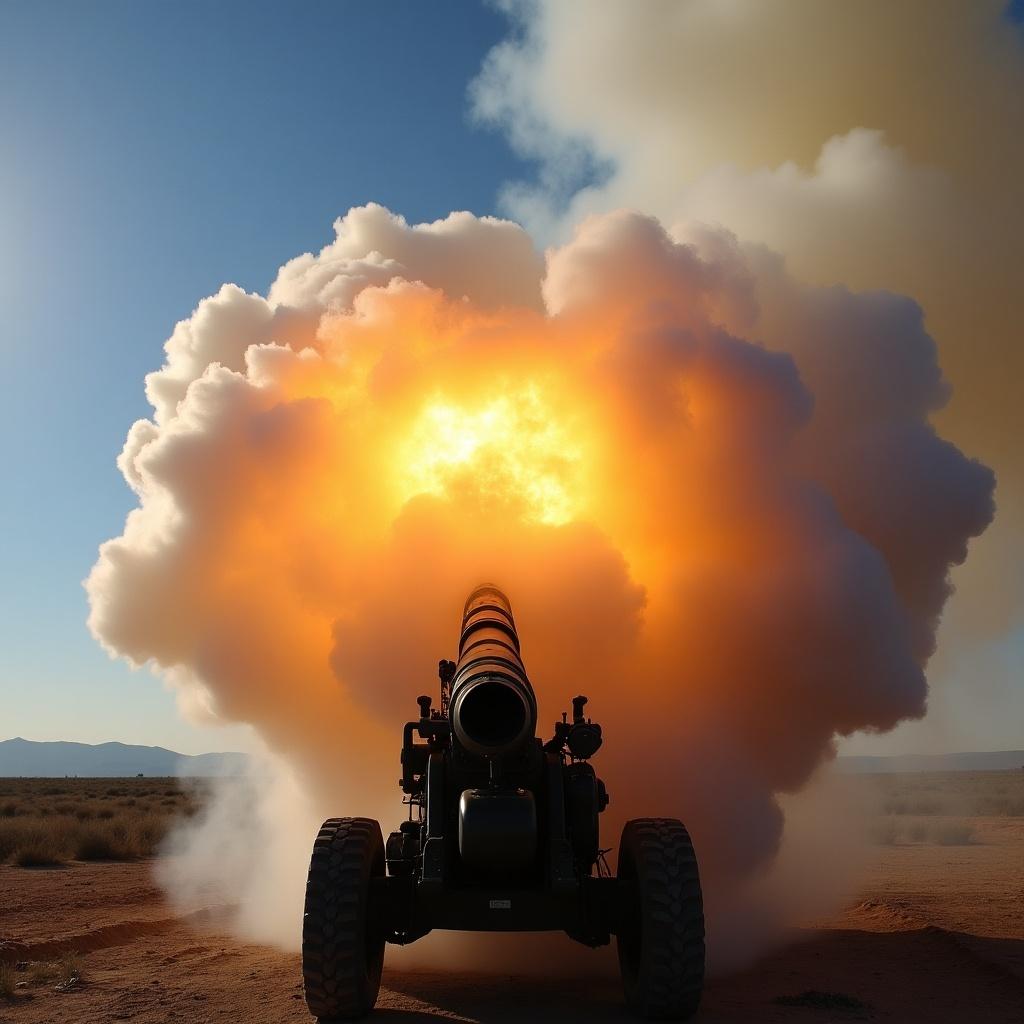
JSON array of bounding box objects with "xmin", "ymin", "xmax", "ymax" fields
[
  {"xmin": 617, "ymin": 817, "xmax": 705, "ymax": 1020},
  {"xmin": 302, "ymin": 816, "xmax": 385, "ymax": 1021}
]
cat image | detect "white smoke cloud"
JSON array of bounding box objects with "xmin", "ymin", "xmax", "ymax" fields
[
  {"xmin": 472, "ymin": 0, "xmax": 1024, "ymax": 752},
  {"xmin": 88, "ymin": 204, "xmax": 993, "ymax": 962}
]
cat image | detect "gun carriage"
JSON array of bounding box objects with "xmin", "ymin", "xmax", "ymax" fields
[{"xmin": 302, "ymin": 585, "xmax": 704, "ymax": 1020}]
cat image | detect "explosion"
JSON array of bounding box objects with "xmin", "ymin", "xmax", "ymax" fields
[
  {"xmin": 86, "ymin": 203, "xmax": 993, "ymax": 961},
  {"xmin": 402, "ymin": 388, "xmax": 582, "ymax": 526}
]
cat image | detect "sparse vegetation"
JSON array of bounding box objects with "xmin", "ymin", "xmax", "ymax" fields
[
  {"xmin": 28, "ymin": 960, "xmax": 56, "ymax": 984},
  {"xmin": 869, "ymin": 816, "xmax": 899, "ymax": 846},
  {"xmin": 862, "ymin": 769, "xmax": 1024, "ymax": 818},
  {"xmin": 869, "ymin": 816, "xmax": 977, "ymax": 846},
  {"xmin": 0, "ymin": 962, "xmax": 15, "ymax": 1000},
  {"xmin": 774, "ymin": 990, "xmax": 871, "ymax": 1014},
  {"xmin": 933, "ymin": 821, "xmax": 976, "ymax": 845},
  {"xmin": 0, "ymin": 777, "xmax": 200, "ymax": 866},
  {"xmin": 855, "ymin": 770, "xmax": 1023, "ymax": 846},
  {"xmin": 55, "ymin": 952, "xmax": 82, "ymax": 990},
  {"xmin": 14, "ymin": 844, "xmax": 66, "ymax": 867},
  {"xmin": 23, "ymin": 954, "xmax": 83, "ymax": 989}
]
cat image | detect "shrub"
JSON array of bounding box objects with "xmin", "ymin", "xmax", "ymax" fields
[
  {"xmin": 973, "ymin": 795, "xmax": 1024, "ymax": 816},
  {"xmin": 870, "ymin": 817, "xmax": 899, "ymax": 845},
  {"xmin": 933, "ymin": 821, "xmax": 975, "ymax": 845},
  {"xmin": 14, "ymin": 844, "xmax": 65, "ymax": 867},
  {"xmin": 28, "ymin": 961, "xmax": 55, "ymax": 984},
  {"xmin": 56, "ymin": 953, "xmax": 81, "ymax": 986},
  {"xmin": 74, "ymin": 826, "xmax": 137, "ymax": 861},
  {"xmin": 23, "ymin": 955, "xmax": 82, "ymax": 990},
  {"xmin": 129, "ymin": 813, "xmax": 165, "ymax": 855}
]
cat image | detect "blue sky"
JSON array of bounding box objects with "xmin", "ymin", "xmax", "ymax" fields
[{"xmin": 0, "ymin": 0, "xmax": 530, "ymax": 753}]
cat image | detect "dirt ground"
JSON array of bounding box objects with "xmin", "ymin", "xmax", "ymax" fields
[{"xmin": 2, "ymin": 789, "xmax": 1023, "ymax": 1022}]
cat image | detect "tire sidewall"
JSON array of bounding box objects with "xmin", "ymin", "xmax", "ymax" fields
[
  {"xmin": 349, "ymin": 822, "xmax": 386, "ymax": 1004},
  {"xmin": 617, "ymin": 820, "xmax": 653, "ymax": 1005}
]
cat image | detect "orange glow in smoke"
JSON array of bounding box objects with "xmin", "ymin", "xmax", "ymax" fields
[
  {"xmin": 89, "ymin": 209, "xmax": 991, "ymax": 952},
  {"xmin": 400, "ymin": 388, "xmax": 585, "ymax": 526}
]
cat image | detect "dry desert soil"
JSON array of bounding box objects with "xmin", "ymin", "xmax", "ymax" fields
[{"xmin": 1, "ymin": 772, "xmax": 1023, "ymax": 1023}]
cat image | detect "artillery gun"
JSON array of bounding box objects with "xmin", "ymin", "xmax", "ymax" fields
[{"xmin": 302, "ymin": 585, "xmax": 704, "ymax": 1020}]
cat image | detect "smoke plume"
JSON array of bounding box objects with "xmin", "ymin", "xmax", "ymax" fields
[
  {"xmin": 472, "ymin": 0, "xmax": 1024, "ymax": 710},
  {"xmin": 87, "ymin": 203, "xmax": 993, "ymax": 961}
]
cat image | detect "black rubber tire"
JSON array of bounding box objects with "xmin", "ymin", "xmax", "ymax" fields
[
  {"xmin": 302, "ymin": 817, "xmax": 386, "ymax": 1021},
  {"xmin": 616, "ymin": 818, "xmax": 705, "ymax": 1020}
]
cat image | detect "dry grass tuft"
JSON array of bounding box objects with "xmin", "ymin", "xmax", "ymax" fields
[
  {"xmin": 14, "ymin": 845, "xmax": 65, "ymax": 867},
  {"xmin": 933, "ymin": 821, "xmax": 976, "ymax": 845},
  {"xmin": 869, "ymin": 817, "xmax": 899, "ymax": 846},
  {"xmin": 55, "ymin": 952, "xmax": 82, "ymax": 989},
  {"xmin": 22, "ymin": 954, "xmax": 83, "ymax": 990},
  {"xmin": 28, "ymin": 961, "xmax": 56, "ymax": 984},
  {"xmin": 73, "ymin": 827, "xmax": 134, "ymax": 861},
  {"xmin": 0, "ymin": 962, "xmax": 15, "ymax": 1000},
  {"xmin": 774, "ymin": 990, "xmax": 871, "ymax": 1013}
]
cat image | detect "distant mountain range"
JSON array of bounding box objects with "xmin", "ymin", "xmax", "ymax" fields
[
  {"xmin": 0, "ymin": 737, "xmax": 249, "ymax": 777},
  {"xmin": 836, "ymin": 750, "xmax": 1024, "ymax": 774},
  {"xmin": 1, "ymin": 736, "xmax": 1022, "ymax": 777}
]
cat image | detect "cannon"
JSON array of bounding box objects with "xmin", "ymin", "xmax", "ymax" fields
[{"xmin": 302, "ymin": 585, "xmax": 704, "ymax": 1020}]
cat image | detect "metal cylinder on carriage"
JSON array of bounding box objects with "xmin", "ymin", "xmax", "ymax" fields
[{"xmin": 449, "ymin": 584, "xmax": 537, "ymax": 758}]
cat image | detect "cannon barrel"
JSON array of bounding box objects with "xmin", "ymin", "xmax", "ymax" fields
[{"xmin": 450, "ymin": 585, "xmax": 537, "ymax": 758}]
